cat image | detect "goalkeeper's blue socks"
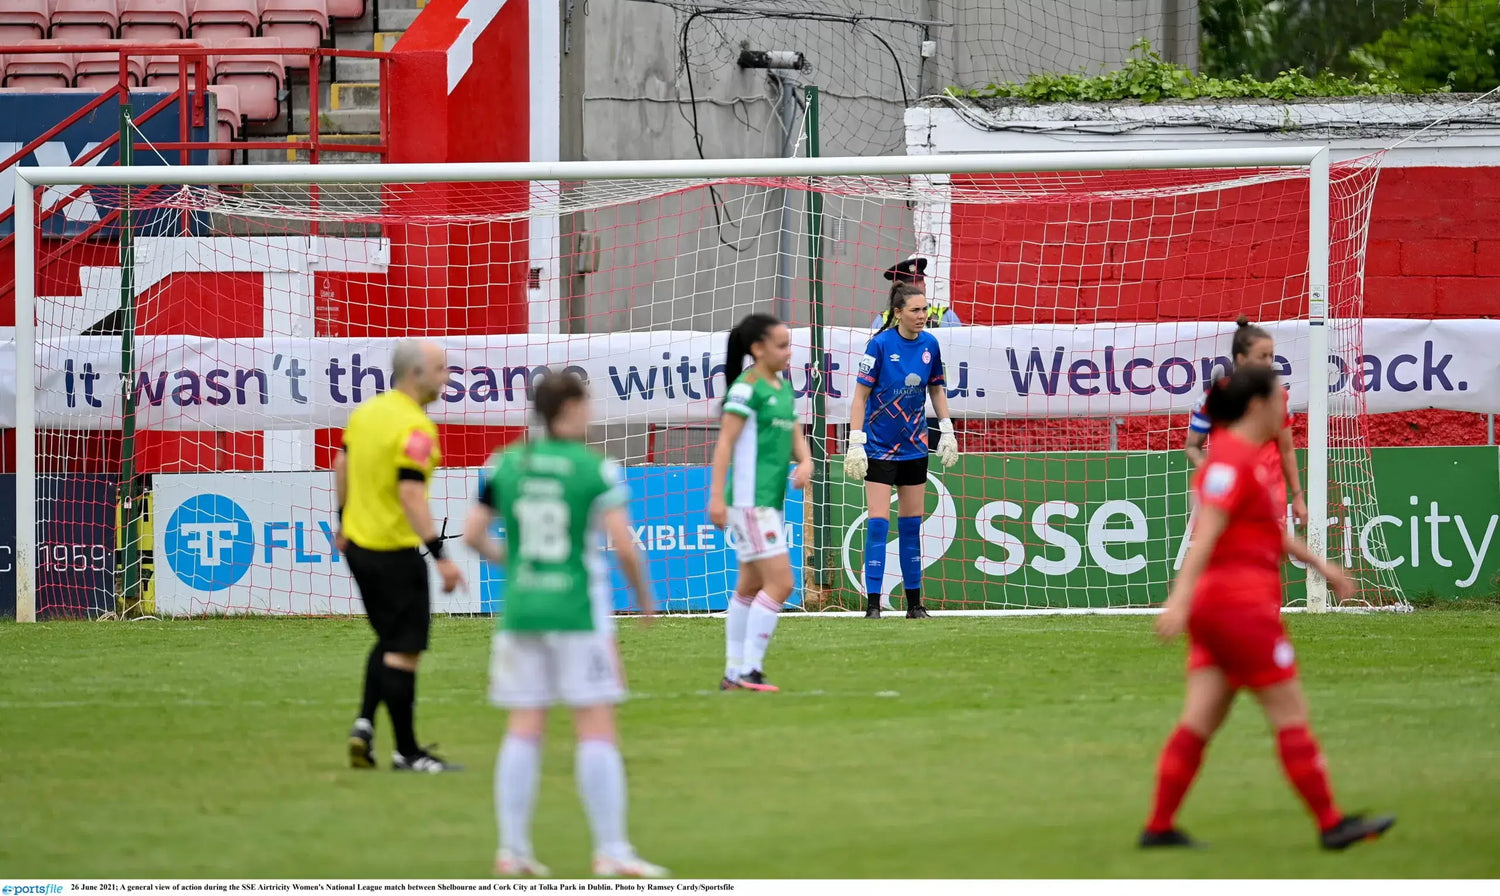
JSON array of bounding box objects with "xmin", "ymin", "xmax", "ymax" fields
[
  {"xmin": 898, "ymin": 516, "xmax": 928, "ymax": 615},
  {"xmin": 863, "ymin": 516, "xmax": 890, "ymax": 604}
]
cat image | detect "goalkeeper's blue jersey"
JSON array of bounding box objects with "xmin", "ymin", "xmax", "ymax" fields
[{"xmin": 856, "ymin": 327, "xmax": 946, "ymax": 462}]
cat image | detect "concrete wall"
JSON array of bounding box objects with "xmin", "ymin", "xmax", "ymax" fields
[{"xmin": 570, "ymin": 0, "xmax": 1200, "ymax": 338}]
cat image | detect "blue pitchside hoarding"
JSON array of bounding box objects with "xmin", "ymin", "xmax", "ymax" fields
[
  {"xmin": 0, "ymin": 474, "xmax": 119, "ymax": 619},
  {"xmin": 480, "ymin": 465, "xmax": 806, "ymax": 614},
  {"xmin": 0, "ymin": 90, "xmax": 211, "ymax": 239}
]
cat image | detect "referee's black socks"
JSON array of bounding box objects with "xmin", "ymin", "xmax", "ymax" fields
[
  {"xmin": 381, "ymin": 663, "xmax": 420, "ymax": 758},
  {"xmin": 359, "ymin": 645, "xmax": 383, "ymax": 724}
]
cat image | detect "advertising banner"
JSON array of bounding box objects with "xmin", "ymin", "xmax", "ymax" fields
[
  {"xmin": 0, "ymin": 473, "xmax": 118, "ymax": 618},
  {"xmin": 822, "ymin": 447, "xmax": 1500, "ymax": 607},
  {"xmin": 0, "ymin": 91, "xmax": 210, "ymax": 238},
  {"xmin": 136, "ymin": 447, "xmax": 1500, "ymax": 616},
  {"xmin": 3, "ymin": 319, "xmax": 1498, "ymax": 430},
  {"xmin": 149, "ymin": 466, "xmax": 804, "ymax": 617}
]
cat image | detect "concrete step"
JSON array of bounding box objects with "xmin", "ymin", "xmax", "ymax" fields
[
  {"xmin": 372, "ymin": 31, "xmax": 403, "ymax": 52},
  {"xmin": 207, "ymin": 212, "xmax": 383, "ymax": 237},
  {"xmin": 246, "ymin": 181, "xmax": 384, "ymax": 209},
  {"xmin": 329, "ymin": 81, "xmax": 379, "ymax": 110},
  {"xmin": 333, "ymin": 56, "xmax": 381, "ymax": 82},
  {"xmin": 245, "ymin": 134, "xmax": 383, "ymax": 165},
  {"xmin": 203, "ymin": 182, "xmax": 386, "ymax": 234},
  {"xmin": 335, "ymin": 30, "xmax": 374, "ymax": 51},
  {"xmin": 376, "ymin": 7, "xmax": 421, "ymax": 31},
  {"xmin": 288, "ymin": 80, "xmax": 334, "ymax": 115},
  {"xmin": 293, "ymin": 106, "xmax": 382, "ymax": 134}
]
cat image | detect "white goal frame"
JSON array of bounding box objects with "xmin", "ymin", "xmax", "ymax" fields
[{"xmin": 12, "ymin": 147, "xmax": 1333, "ymax": 622}]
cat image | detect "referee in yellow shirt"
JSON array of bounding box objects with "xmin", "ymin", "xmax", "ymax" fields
[{"xmin": 336, "ymin": 339, "xmax": 464, "ymax": 773}]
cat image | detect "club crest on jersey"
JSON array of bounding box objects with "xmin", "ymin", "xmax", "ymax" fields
[
  {"xmin": 404, "ymin": 431, "xmax": 434, "ymax": 464},
  {"xmin": 922, "ymin": 350, "xmax": 932, "ymax": 365},
  {"xmin": 765, "ymin": 530, "xmax": 778, "ymax": 544},
  {"xmin": 1203, "ymin": 463, "xmax": 1236, "ymax": 498}
]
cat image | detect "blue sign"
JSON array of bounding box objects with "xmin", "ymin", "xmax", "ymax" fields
[
  {"xmin": 0, "ymin": 474, "xmax": 118, "ymax": 619},
  {"xmin": 480, "ymin": 465, "xmax": 805, "ymax": 614},
  {"xmin": 162, "ymin": 493, "xmax": 255, "ymax": 592},
  {"xmin": 1, "ymin": 90, "xmax": 211, "ymax": 238}
]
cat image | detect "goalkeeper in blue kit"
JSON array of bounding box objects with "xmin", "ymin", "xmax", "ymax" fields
[{"xmin": 845, "ymin": 283, "xmax": 960, "ymax": 618}]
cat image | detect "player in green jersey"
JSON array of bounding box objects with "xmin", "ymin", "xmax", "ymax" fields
[
  {"xmin": 707, "ymin": 313, "xmax": 813, "ymax": 693},
  {"xmin": 463, "ymin": 371, "xmax": 665, "ymax": 879}
]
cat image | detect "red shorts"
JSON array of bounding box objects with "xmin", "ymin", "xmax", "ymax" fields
[{"xmin": 1186, "ymin": 600, "xmax": 1298, "ymax": 690}]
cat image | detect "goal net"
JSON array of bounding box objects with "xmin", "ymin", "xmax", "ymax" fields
[{"xmin": 8, "ymin": 149, "xmax": 1406, "ymax": 619}]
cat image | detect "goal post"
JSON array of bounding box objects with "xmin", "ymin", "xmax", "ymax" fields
[{"xmin": 13, "ymin": 147, "xmax": 1396, "ymax": 621}]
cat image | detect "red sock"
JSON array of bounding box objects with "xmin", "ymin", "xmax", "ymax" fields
[
  {"xmin": 1146, "ymin": 726, "xmax": 1206, "ymax": 833},
  {"xmin": 1276, "ymin": 725, "xmax": 1343, "ymax": 831}
]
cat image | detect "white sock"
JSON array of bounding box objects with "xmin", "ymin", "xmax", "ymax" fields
[
  {"xmin": 576, "ymin": 738, "xmax": 631, "ymax": 860},
  {"xmin": 496, "ymin": 735, "xmax": 541, "ymax": 857},
  {"xmin": 725, "ymin": 593, "xmax": 753, "ymax": 677},
  {"xmin": 742, "ymin": 592, "xmax": 782, "ymax": 675}
]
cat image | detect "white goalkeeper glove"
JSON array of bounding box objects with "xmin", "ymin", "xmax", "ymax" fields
[
  {"xmin": 936, "ymin": 419, "xmax": 960, "ymax": 468},
  {"xmin": 845, "ymin": 430, "xmax": 869, "ymax": 480}
]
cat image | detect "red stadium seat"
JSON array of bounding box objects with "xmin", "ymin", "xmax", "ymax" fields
[
  {"xmin": 52, "ymin": 0, "xmax": 122, "ymax": 41},
  {"xmin": 120, "ymin": 0, "xmax": 190, "ymax": 41},
  {"xmin": 0, "ymin": 0, "xmax": 50, "ymax": 43},
  {"xmin": 188, "ymin": 0, "xmax": 260, "ymax": 42},
  {"xmin": 209, "ymin": 81, "xmax": 241, "ymax": 162},
  {"xmin": 259, "ymin": 0, "xmax": 328, "ymax": 57},
  {"xmin": 2, "ymin": 41, "xmax": 76, "ymax": 90},
  {"xmin": 143, "ymin": 54, "xmax": 213, "ymax": 88},
  {"xmin": 212, "ymin": 36, "xmax": 284, "ymax": 122},
  {"xmin": 327, "ymin": 0, "xmax": 365, "ymax": 20},
  {"xmin": 75, "ymin": 50, "xmax": 148, "ymax": 90},
  {"xmin": 210, "ymin": 81, "xmax": 241, "ymax": 136}
]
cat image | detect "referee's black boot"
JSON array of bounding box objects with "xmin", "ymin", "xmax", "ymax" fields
[
  {"xmin": 393, "ymin": 746, "xmax": 464, "ymax": 774},
  {"xmin": 348, "ymin": 719, "xmax": 376, "ymax": 769}
]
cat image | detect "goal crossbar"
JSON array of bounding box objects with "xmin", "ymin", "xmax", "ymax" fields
[{"xmin": 16, "ymin": 146, "xmax": 1328, "ymax": 188}]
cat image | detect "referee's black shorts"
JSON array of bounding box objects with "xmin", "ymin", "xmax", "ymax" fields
[
  {"xmin": 865, "ymin": 454, "xmax": 930, "ymax": 487},
  {"xmin": 345, "ymin": 542, "xmax": 431, "ymax": 653}
]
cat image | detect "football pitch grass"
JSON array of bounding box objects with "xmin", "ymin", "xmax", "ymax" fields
[{"xmin": 3, "ymin": 611, "xmax": 1497, "ymax": 879}]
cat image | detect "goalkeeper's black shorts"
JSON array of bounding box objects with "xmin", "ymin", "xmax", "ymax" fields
[{"xmin": 865, "ymin": 455, "xmax": 929, "ymax": 487}]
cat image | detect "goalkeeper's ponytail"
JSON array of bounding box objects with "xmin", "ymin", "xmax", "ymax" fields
[{"xmin": 723, "ymin": 312, "xmax": 781, "ymax": 400}]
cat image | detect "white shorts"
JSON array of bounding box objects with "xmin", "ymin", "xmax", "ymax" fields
[
  {"xmin": 488, "ymin": 631, "xmax": 627, "ymax": 709},
  {"xmin": 726, "ymin": 506, "xmax": 788, "ymax": 564}
]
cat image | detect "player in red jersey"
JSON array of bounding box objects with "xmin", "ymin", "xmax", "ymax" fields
[
  {"xmin": 1142, "ymin": 366, "xmax": 1395, "ymax": 851},
  {"xmin": 1185, "ymin": 316, "xmax": 1307, "ymax": 527}
]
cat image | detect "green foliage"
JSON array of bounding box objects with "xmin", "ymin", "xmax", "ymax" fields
[
  {"xmin": 1201, "ymin": 0, "xmax": 1416, "ymax": 82},
  {"xmin": 960, "ymin": 39, "xmax": 1403, "ymax": 104},
  {"xmin": 1351, "ymin": 0, "xmax": 1500, "ymax": 92}
]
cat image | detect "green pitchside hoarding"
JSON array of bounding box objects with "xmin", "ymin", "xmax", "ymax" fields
[{"xmin": 813, "ymin": 447, "xmax": 1499, "ymax": 608}]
